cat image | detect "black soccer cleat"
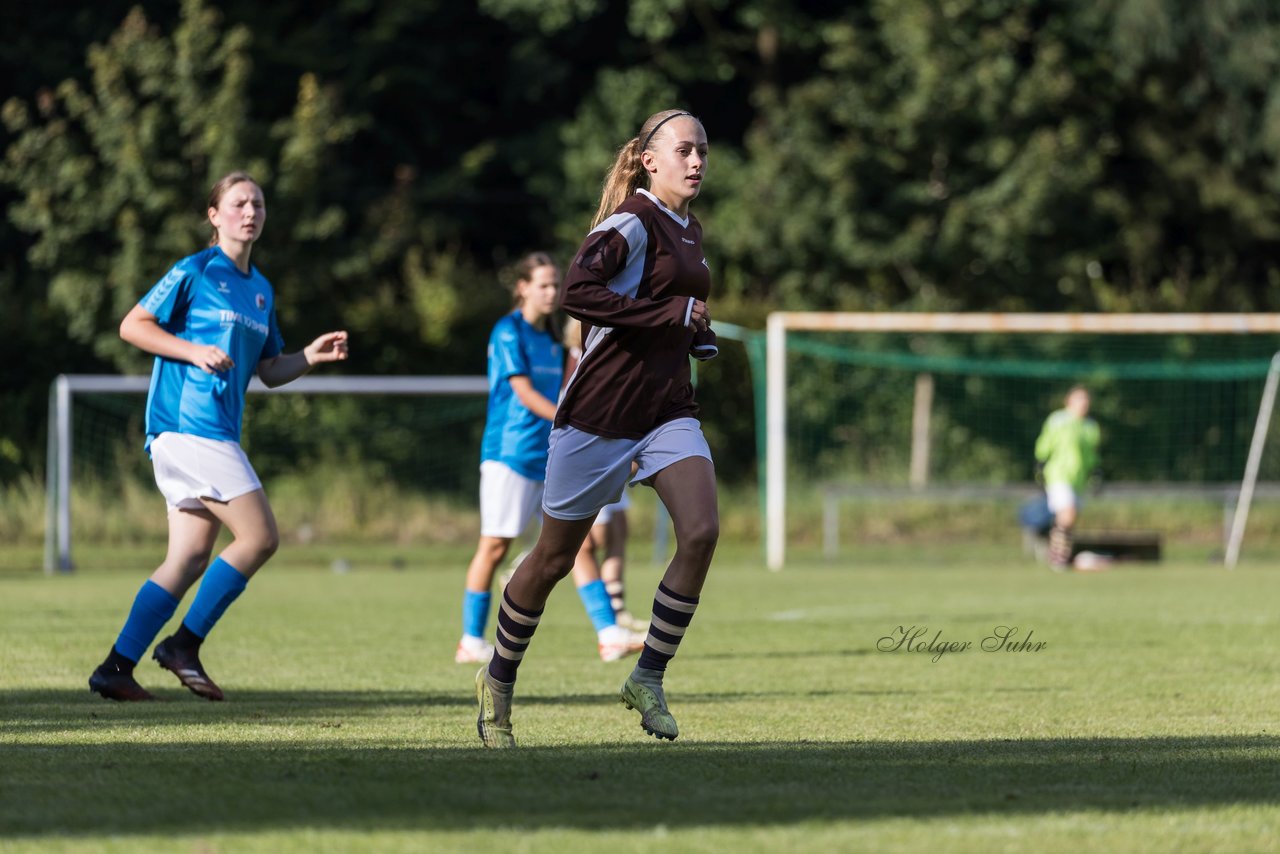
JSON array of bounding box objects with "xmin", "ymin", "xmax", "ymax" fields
[
  {"xmin": 88, "ymin": 663, "xmax": 157, "ymax": 702},
  {"xmin": 153, "ymin": 636, "xmax": 225, "ymax": 701}
]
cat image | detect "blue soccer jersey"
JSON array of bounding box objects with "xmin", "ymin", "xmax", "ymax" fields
[
  {"xmin": 480, "ymin": 311, "xmax": 564, "ymax": 480},
  {"xmin": 138, "ymin": 246, "xmax": 285, "ymax": 452}
]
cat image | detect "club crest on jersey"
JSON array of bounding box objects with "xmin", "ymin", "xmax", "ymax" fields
[{"xmin": 256, "ymin": 293, "xmax": 266, "ymax": 311}]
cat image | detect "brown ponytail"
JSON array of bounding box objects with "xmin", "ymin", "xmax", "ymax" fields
[
  {"xmin": 590, "ymin": 109, "xmax": 700, "ymax": 229},
  {"xmin": 206, "ymin": 171, "xmax": 259, "ymax": 247},
  {"xmin": 508, "ymin": 251, "xmax": 558, "ymax": 307}
]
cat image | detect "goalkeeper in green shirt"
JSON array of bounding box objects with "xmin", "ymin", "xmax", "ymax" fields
[{"xmin": 1034, "ymin": 386, "xmax": 1101, "ymax": 569}]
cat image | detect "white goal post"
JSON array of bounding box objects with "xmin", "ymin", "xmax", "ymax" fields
[
  {"xmin": 44, "ymin": 374, "xmax": 488, "ymax": 573},
  {"xmin": 765, "ymin": 312, "xmax": 1280, "ymax": 571}
]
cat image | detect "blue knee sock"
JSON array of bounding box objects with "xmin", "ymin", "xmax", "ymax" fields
[
  {"xmin": 462, "ymin": 590, "xmax": 492, "ymax": 639},
  {"xmin": 182, "ymin": 557, "xmax": 249, "ymax": 639},
  {"xmin": 115, "ymin": 580, "xmax": 180, "ymax": 662},
  {"xmin": 577, "ymin": 579, "xmax": 616, "ymax": 633}
]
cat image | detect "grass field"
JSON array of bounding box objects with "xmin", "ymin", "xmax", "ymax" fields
[{"xmin": 3, "ymin": 543, "xmax": 1280, "ymax": 852}]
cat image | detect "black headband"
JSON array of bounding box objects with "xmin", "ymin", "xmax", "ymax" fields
[{"xmin": 641, "ymin": 111, "xmax": 693, "ymax": 151}]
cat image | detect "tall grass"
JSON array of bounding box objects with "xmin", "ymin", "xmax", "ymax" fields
[{"xmin": 5, "ymin": 461, "xmax": 1277, "ymax": 556}]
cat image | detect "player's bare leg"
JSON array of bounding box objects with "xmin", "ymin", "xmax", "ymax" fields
[
  {"xmin": 478, "ymin": 515, "xmax": 597, "ymax": 748},
  {"xmin": 154, "ymin": 490, "xmax": 279, "ymax": 700},
  {"xmin": 622, "ymin": 457, "xmax": 718, "ymax": 740},
  {"xmin": 458, "ymin": 536, "xmax": 512, "ymax": 663}
]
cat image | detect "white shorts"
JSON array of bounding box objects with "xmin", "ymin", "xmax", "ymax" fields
[
  {"xmin": 595, "ymin": 490, "xmax": 632, "ymax": 526},
  {"xmin": 150, "ymin": 432, "xmax": 262, "ymax": 512},
  {"xmin": 479, "ymin": 460, "xmax": 544, "ymax": 539},
  {"xmin": 543, "ymin": 417, "xmax": 712, "ymax": 521},
  {"xmin": 1046, "ymin": 483, "xmax": 1079, "ymax": 514}
]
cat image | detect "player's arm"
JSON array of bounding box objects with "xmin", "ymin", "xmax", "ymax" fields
[
  {"xmin": 562, "ymin": 229, "xmax": 709, "ymax": 330},
  {"xmin": 1083, "ymin": 422, "xmax": 1102, "ymax": 484},
  {"xmin": 120, "ymin": 303, "xmax": 233, "ymax": 374},
  {"xmin": 257, "ymin": 331, "xmax": 349, "ymax": 388},
  {"xmin": 509, "ymin": 375, "xmax": 557, "ymax": 421},
  {"xmin": 1033, "ymin": 419, "xmax": 1056, "ymax": 463}
]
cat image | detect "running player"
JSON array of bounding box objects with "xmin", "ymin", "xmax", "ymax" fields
[
  {"xmin": 1034, "ymin": 385, "xmax": 1101, "ymax": 569},
  {"xmin": 456, "ymin": 254, "xmax": 645, "ymax": 665},
  {"xmin": 89, "ymin": 171, "xmax": 349, "ymax": 701},
  {"xmin": 476, "ymin": 109, "xmax": 719, "ymax": 747}
]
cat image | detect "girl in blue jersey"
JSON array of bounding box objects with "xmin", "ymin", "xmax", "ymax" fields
[
  {"xmin": 456, "ymin": 254, "xmax": 645, "ymax": 665},
  {"xmin": 89, "ymin": 172, "xmax": 349, "ymax": 702}
]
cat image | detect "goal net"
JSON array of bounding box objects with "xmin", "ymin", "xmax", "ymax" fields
[
  {"xmin": 765, "ymin": 313, "xmax": 1280, "ymax": 569},
  {"xmin": 44, "ymin": 375, "xmax": 488, "ymax": 571}
]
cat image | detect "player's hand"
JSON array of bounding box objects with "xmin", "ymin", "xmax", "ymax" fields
[
  {"xmin": 190, "ymin": 344, "xmax": 234, "ymax": 374},
  {"xmin": 689, "ymin": 299, "xmax": 710, "ymax": 331},
  {"xmin": 304, "ymin": 331, "xmax": 350, "ymax": 365}
]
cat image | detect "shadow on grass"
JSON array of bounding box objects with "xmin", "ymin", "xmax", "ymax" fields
[
  {"xmin": 2, "ymin": 694, "xmax": 1279, "ymax": 839},
  {"xmin": 2, "ymin": 687, "xmax": 889, "ymax": 735}
]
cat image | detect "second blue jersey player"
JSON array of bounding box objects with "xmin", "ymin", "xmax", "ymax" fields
[
  {"xmin": 89, "ymin": 171, "xmax": 349, "ymax": 702},
  {"xmin": 456, "ymin": 253, "xmax": 645, "ymax": 665}
]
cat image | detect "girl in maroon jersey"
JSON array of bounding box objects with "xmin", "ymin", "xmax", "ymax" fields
[{"xmin": 476, "ymin": 109, "xmax": 717, "ymax": 747}]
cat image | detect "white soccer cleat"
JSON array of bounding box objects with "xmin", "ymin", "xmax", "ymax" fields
[
  {"xmin": 455, "ymin": 636, "xmax": 495, "ymax": 664},
  {"xmin": 598, "ymin": 625, "xmax": 646, "ymax": 662}
]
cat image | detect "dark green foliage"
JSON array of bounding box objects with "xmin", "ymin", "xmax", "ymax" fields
[{"xmin": 6, "ymin": 0, "xmax": 1280, "ymax": 486}]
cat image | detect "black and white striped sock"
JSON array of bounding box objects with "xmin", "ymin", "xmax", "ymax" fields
[
  {"xmin": 636, "ymin": 582, "xmax": 699, "ymax": 672},
  {"xmin": 488, "ymin": 589, "xmax": 542, "ymax": 684},
  {"xmin": 605, "ymin": 580, "xmax": 626, "ymax": 614},
  {"xmin": 1049, "ymin": 525, "xmax": 1073, "ymax": 566}
]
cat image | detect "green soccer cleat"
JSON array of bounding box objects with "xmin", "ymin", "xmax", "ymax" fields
[
  {"xmin": 476, "ymin": 667, "xmax": 516, "ymax": 749},
  {"xmin": 620, "ymin": 668, "xmax": 678, "ymax": 741}
]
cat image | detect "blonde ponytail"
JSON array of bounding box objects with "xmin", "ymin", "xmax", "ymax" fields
[
  {"xmin": 590, "ymin": 109, "xmax": 701, "ymax": 229},
  {"xmin": 591, "ymin": 137, "xmax": 645, "ymax": 229}
]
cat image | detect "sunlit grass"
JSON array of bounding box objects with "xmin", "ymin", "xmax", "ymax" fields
[{"xmin": 3, "ymin": 545, "xmax": 1280, "ymax": 851}]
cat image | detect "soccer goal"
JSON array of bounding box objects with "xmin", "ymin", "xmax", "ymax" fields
[
  {"xmin": 764, "ymin": 313, "xmax": 1280, "ymax": 570},
  {"xmin": 44, "ymin": 374, "xmax": 488, "ymax": 572}
]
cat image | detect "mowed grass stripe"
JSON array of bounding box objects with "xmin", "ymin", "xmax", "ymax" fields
[{"xmin": 2, "ymin": 546, "xmax": 1279, "ymax": 851}]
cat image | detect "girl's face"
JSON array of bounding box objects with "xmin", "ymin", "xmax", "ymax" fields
[
  {"xmin": 642, "ymin": 117, "xmax": 708, "ymax": 214},
  {"xmin": 209, "ymin": 181, "xmax": 266, "ymax": 246},
  {"xmin": 518, "ymin": 265, "xmax": 560, "ymax": 318}
]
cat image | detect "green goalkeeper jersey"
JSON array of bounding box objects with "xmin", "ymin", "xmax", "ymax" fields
[{"xmin": 1034, "ymin": 409, "xmax": 1101, "ymax": 492}]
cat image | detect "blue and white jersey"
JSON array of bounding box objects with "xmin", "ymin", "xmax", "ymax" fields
[
  {"xmin": 138, "ymin": 246, "xmax": 285, "ymax": 452},
  {"xmin": 480, "ymin": 311, "xmax": 563, "ymax": 481}
]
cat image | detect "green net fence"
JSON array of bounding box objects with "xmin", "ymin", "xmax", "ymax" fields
[
  {"xmin": 783, "ymin": 331, "xmax": 1280, "ymax": 487},
  {"xmin": 712, "ymin": 323, "xmax": 1280, "ymax": 555}
]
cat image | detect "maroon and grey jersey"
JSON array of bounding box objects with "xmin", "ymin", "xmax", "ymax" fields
[{"xmin": 556, "ymin": 188, "xmax": 718, "ymax": 440}]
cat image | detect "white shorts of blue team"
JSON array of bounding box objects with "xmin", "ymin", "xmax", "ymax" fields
[
  {"xmin": 150, "ymin": 432, "xmax": 263, "ymax": 512},
  {"xmin": 479, "ymin": 460, "xmax": 544, "ymax": 539},
  {"xmin": 1045, "ymin": 482, "xmax": 1080, "ymax": 514},
  {"xmin": 543, "ymin": 417, "xmax": 712, "ymax": 522},
  {"xmin": 594, "ymin": 489, "xmax": 631, "ymax": 526}
]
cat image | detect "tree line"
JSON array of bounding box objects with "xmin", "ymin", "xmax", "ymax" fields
[{"xmin": 4, "ymin": 0, "xmax": 1280, "ymax": 485}]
